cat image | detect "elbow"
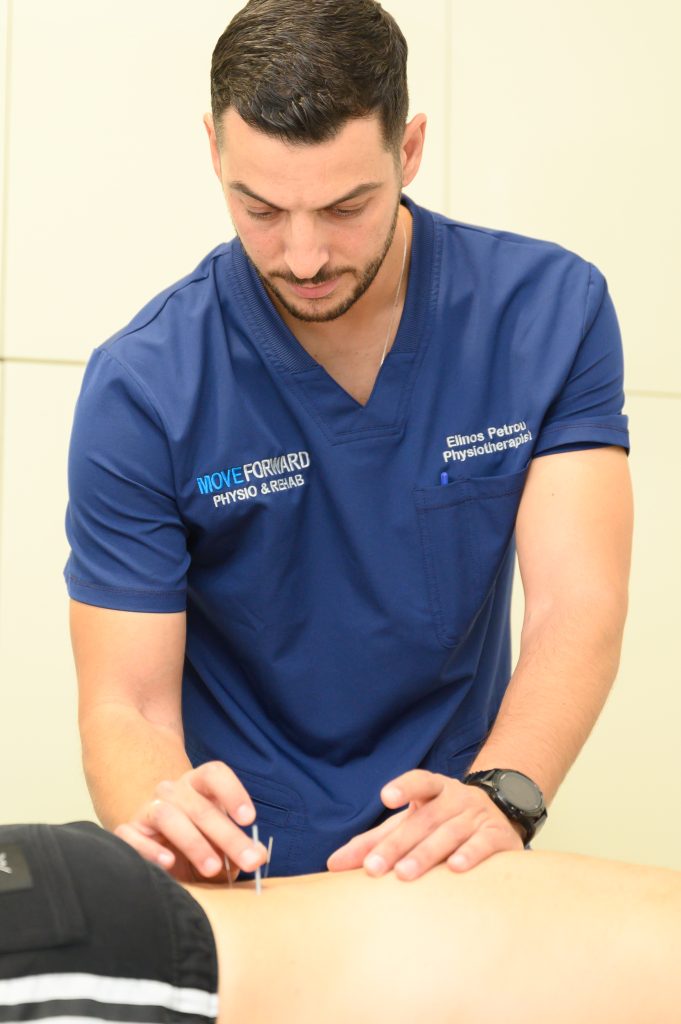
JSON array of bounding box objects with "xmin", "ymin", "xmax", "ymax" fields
[{"xmin": 522, "ymin": 581, "xmax": 629, "ymax": 663}]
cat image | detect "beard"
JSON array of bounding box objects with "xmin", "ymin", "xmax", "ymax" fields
[{"xmin": 242, "ymin": 196, "xmax": 402, "ymax": 323}]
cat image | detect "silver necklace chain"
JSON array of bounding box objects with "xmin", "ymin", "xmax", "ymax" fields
[{"xmin": 378, "ymin": 221, "xmax": 408, "ymax": 368}]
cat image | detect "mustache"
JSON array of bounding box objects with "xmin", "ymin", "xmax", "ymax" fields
[{"xmin": 270, "ymin": 268, "xmax": 354, "ymax": 286}]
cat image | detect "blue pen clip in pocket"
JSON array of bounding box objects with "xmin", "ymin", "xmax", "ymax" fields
[{"xmin": 414, "ymin": 463, "xmax": 530, "ymax": 648}]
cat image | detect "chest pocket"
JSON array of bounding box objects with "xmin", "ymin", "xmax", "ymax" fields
[{"xmin": 414, "ymin": 465, "xmax": 529, "ymax": 648}]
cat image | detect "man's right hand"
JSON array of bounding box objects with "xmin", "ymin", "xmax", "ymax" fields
[
  {"xmin": 113, "ymin": 761, "xmax": 270, "ymax": 883},
  {"xmin": 70, "ymin": 602, "xmax": 270, "ymax": 884}
]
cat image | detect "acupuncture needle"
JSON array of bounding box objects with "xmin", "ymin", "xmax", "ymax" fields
[
  {"xmin": 249, "ymin": 827, "xmax": 274, "ymax": 893},
  {"xmin": 224, "ymin": 833, "xmax": 272, "ymax": 891},
  {"xmin": 263, "ymin": 835, "xmax": 274, "ymax": 879},
  {"xmin": 252, "ymin": 824, "xmax": 262, "ymax": 894}
]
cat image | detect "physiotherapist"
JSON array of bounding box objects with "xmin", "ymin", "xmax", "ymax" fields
[{"xmin": 65, "ymin": 0, "xmax": 633, "ymax": 883}]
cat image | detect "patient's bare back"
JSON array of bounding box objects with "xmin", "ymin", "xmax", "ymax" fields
[{"xmin": 187, "ymin": 848, "xmax": 681, "ymax": 1024}]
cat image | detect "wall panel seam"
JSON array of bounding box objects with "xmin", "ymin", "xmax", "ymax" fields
[
  {"xmin": 443, "ymin": 0, "xmax": 453, "ymax": 215},
  {"xmin": 0, "ymin": 367, "xmax": 678, "ymax": 401},
  {"xmin": 625, "ymin": 389, "xmax": 681, "ymax": 401},
  {"xmin": 0, "ymin": 355, "xmax": 87, "ymax": 367},
  {"xmin": 0, "ymin": 0, "xmax": 14, "ymax": 654},
  {"xmin": 0, "ymin": 0, "xmax": 11, "ymax": 360}
]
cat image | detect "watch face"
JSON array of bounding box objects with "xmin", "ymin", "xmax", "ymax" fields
[{"xmin": 499, "ymin": 771, "xmax": 543, "ymax": 813}]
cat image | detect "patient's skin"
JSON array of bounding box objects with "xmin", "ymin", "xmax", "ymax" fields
[{"xmin": 185, "ymin": 849, "xmax": 681, "ymax": 1024}]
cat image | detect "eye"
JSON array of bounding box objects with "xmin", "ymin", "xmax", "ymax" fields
[
  {"xmin": 246, "ymin": 208, "xmax": 277, "ymax": 220},
  {"xmin": 330, "ymin": 204, "xmax": 365, "ymax": 218}
]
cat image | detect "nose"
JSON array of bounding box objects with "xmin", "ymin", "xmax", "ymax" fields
[{"xmin": 283, "ymin": 215, "xmax": 330, "ymax": 281}]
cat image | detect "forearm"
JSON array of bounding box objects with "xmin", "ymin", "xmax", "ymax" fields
[
  {"xmin": 80, "ymin": 703, "xmax": 193, "ymax": 828},
  {"xmin": 468, "ymin": 587, "xmax": 627, "ymax": 802}
]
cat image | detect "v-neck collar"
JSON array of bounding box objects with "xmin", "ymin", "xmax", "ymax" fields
[{"xmin": 229, "ymin": 194, "xmax": 438, "ymax": 443}]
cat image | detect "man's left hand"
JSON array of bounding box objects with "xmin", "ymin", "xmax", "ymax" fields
[{"xmin": 326, "ymin": 769, "xmax": 525, "ymax": 880}]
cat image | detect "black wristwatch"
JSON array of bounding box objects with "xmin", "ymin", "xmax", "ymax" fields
[{"xmin": 463, "ymin": 769, "xmax": 547, "ymax": 847}]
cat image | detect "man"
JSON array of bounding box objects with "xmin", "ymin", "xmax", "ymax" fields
[{"xmin": 65, "ymin": 0, "xmax": 632, "ymax": 883}]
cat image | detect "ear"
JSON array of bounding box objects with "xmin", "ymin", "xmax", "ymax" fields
[
  {"xmin": 203, "ymin": 112, "xmax": 223, "ymax": 182},
  {"xmin": 400, "ymin": 113, "xmax": 427, "ymax": 189}
]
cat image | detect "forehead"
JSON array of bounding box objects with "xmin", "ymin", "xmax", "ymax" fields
[{"xmin": 220, "ymin": 108, "xmax": 395, "ymax": 209}]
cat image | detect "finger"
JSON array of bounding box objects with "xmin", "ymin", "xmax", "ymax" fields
[
  {"xmin": 117, "ymin": 820, "xmax": 233, "ymax": 886},
  {"xmin": 447, "ymin": 821, "xmax": 520, "ymax": 872},
  {"xmin": 364, "ymin": 792, "xmax": 476, "ymax": 876},
  {"xmin": 141, "ymin": 795, "xmax": 267, "ymax": 878},
  {"xmin": 392, "ymin": 814, "xmax": 485, "ymax": 880},
  {"xmin": 225, "ymin": 856, "xmax": 241, "ymax": 883},
  {"xmin": 153, "ymin": 775, "xmax": 268, "ymax": 871},
  {"xmin": 114, "ymin": 822, "xmax": 176, "ymax": 870},
  {"xmin": 184, "ymin": 761, "xmax": 257, "ymax": 827},
  {"xmin": 380, "ymin": 769, "xmax": 447, "ymax": 809},
  {"xmin": 214, "ymin": 803, "xmax": 241, "ymax": 883},
  {"xmin": 326, "ymin": 809, "xmax": 409, "ymax": 871}
]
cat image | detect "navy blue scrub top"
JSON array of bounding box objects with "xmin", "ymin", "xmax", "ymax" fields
[{"xmin": 64, "ymin": 195, "xmax": 629, "ymax": 875}]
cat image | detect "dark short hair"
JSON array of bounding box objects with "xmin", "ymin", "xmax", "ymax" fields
[{"xmin": 210, "ymin": 0, "xmax": 409, "ymax": 154}]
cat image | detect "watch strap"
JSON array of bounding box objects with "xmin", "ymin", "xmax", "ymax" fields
[{"xmin": 463, "ymin": 769, "xmax": 547, "ymax": 846}]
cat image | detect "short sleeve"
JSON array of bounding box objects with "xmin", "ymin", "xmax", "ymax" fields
[
  {"xmin": 64, "ymin": 348, "xmax": 189, "ymax": 612},
  {"xmin": 534, "ymin": 263, "xmax": 630, "ymax": 456}
]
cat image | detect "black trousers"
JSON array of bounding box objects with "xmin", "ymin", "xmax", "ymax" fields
[{"xmin": 0, "ymin": 822, "xmax": 218, "ymax": 1023}]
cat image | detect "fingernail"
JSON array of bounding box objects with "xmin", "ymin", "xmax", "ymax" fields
[
  {"xmin": 203, "ymin": 856, "xmax": 222, "ymax": 875},
  {"xmin": 364, "ymin": 853, "xmax": 387, "ymax": 875},
  {"xmin": 237, "ymin": 804, "xmax": 255, "ymax": 824},
  {"xmin": 158, "ymin": 851, "xmax": 174, "ymax": 868},
  {"xmin": 383, "ymin": 786, "xmax": 403, "ymax": 803},
  {"xmin": 241, "ymin": 848, "xmax": 261, "ymax": 870},
  {"xmin": 396, "ymin": 858, "xmax": 418, "ymax": 879},
  {"xmin": 450, "ymin": 853, "xmax": 467, "ymax": 870}
]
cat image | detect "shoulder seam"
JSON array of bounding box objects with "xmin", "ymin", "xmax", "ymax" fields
[
  {"xmin": 97, "ymin": 347, "xmax": 165, "ymax": 429},
  {"xmin": 105, "ymin": 247, "xmax": 226, "ymax": 348},
  {"xmin": 434, "ymin": 214, "xmax": 591, "ymax": 266},
  {"xmin": 96, "ymin": 349, "xmax": 183, "ymax": 504},
  {"xmin": 580, "ymin": 262, "xmax": 595, "ymax": 340},
  {"xmin": 580, "ymin": 262, "xmax": 607, "ymax": 340}
]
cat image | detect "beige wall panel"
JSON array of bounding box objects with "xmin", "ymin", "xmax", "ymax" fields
[
  {"xmin": 523, "ymin": 395, "xmax": 680, "ymax": 869},
  {"xmin": 381, "ymin": 0, "xmax": 448, "ymax": 211},
  {"xmin": 5, "ymin": 1, "xmax": 447, "ymax": 366},
  {"xmin": 449, "ymin": 1, "xmax": 680, "ymax": 395},
  {"xmin": 4, "ymin": 1, "xmax": 242, "ymax": 364},
  {"xmin": 0, "ymin": 361, "xmax": 92, "ymax": 822},
  {"xmin": 0, "ymin": 0, "xmax": 9, "ymax": 354}
]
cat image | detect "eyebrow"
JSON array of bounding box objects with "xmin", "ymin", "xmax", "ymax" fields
[{"xmin": 228, "ymin": 180, "xmax": 383, "ymax": 211}]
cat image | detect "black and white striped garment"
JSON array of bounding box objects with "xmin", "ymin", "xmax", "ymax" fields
[
  {"xmin": 0, "ymin": 971, "xmax": 218, "ymax": 1023},
  {"xmin": 0, "ymin": 823, "xmax": 219, "ymax": 1024}
]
